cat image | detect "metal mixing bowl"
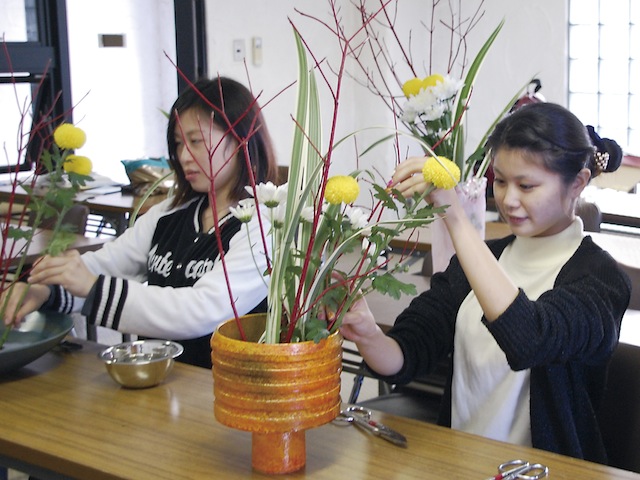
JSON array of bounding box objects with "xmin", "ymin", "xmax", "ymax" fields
[{"xmin": 98, "ymin": 340, "xmax": 184, "ymax": 388}]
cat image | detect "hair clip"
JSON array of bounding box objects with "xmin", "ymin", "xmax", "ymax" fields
[{"xmin": 594, "ymin": 149, "xmax": 609, "ymax": 172}]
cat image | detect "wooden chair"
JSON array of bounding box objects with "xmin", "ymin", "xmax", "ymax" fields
[
  {"xmin": 347, "ymin": 353, "xmax": 448, "ymax": 425},
  {"xmin": 598, "ymin": 342, "xmax": 640, "ymax": 473}
]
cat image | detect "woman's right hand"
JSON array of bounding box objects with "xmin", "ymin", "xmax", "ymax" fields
[
  {"xmin": 339, "ymin": 295, "xmax": 380, "ymax": 343},
  {"xmin": 1, "ymin": 282, "xmax": 50, "ymax": 328},
  {"xmin": 340, "ymin": 295, "xmax": 405, "ymax": 376}
]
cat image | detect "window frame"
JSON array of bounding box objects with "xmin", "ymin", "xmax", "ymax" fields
[
  {"xmin": 568, "ymin": 0, "xmax": 638, "ymax": 153},
  {"xmin": 0, "ymin": 0, "xmax": 71, "ymax": 173}
]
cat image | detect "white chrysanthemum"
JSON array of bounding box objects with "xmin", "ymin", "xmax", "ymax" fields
[
  {"xmin": 431, "ymin": 75, "xmax": 463, "ymax": 101},
  {"xmin": 404, "ymin": 89, "xmax": 447, "ymax": 121},
  {"xmin": 419, "ymin": 102, "xmax": 447, "ymax": 122},
  {"xmin": 344, "ymin": 206, "xmax": 368, "ymax": 230},
  {"xmin": 405, "ymin": 88, "xmax": 436, "ymax": 113},
  {"xmin": 245, "ymin": 181, "xmax": 288, "ymax": 208},
  {"xmin": 229, "ymin": 198, "xmax": 256, "ymax": 223},
  {"xmin": 400, "ymin": 104, "xmax": 418, "ymax": 123},
  {"xmin": 300, "ymin": 206, "xmax": 316, "ymax": 223},
  {"xmin": 269, "ymin": 204, "xmax": 286, "ymax": 229}
]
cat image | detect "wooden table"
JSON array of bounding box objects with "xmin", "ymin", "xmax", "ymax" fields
[
  {"xmin": 583, "ymin": 188, "xmax": 640, "ymax": 229},
  {"xmin": 390, "ymin": 220, "xmax": 640, "ymax": 268},
  {"xmin": 1, "ymin": 228, "xmax": 110, "ymax": 267},
  {"xmin": 0, "ymin": 339, "xmax": 638, "ymax": 479},
  {"xmin": 591, "ymin": 163, "xmax": 640, "ymax": 193},
  {"xmin": 0, "ymin": 185, "xmax": 165, "ymax": 235},
  {"xmin": 485, "ymin": 190, "xmax": 640, "ymax": 229},
  {"xmin": 590, "ymin": 232, "xmax": 640, "ymax": 270}
]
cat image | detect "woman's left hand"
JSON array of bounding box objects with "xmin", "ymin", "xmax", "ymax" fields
[
  {"xmin": 391, "ymin": 156, "xmax": 461, "ymax": 212},
  {"xmin": 28, "ymin": 250, "xmax": 97, "ymax": 297},
  {"xmin": 391, "ymin": 156, "xmax": 430, "ymax": 197}
]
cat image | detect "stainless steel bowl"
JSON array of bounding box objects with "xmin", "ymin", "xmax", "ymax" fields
[{"xmin": 98, "ymin": 340, "xmax": 184, "ymax": 388}]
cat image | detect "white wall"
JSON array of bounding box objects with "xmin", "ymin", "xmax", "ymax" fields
[
  {"xmin": 66, "ymin": 0, "xmax": 177, "ymax": 184},
  {"xmin": 205, "ymin": 0, "xmax": 568, "ymax": 180}
]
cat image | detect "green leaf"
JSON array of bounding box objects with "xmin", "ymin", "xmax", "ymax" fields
[
  {"xmin": 39, "ymin": 150, "xmax": 54, "ymax": 171},
  {"xmin": 6, "ymin": 226, "xmax": 33, "ymax": 240},
  {"xmin": 372, "ymin": 184, "xmax": 399, "ymax": 211},
  {"xmin": 311, "ymin": 329, "xmax": 330, "ymax": 343},
  {"xmin": 371, "ymin": 272, "xmax": 418, "ymax": 300},
  {"xmin": 44, "ymin": 231, "xmax": 78, "ymax": 256},
  {"xmin": 66, "ymin": 171, "xmax": 94, "ymax": 188},
  {"xmin": 452, "ymin": 19, "xmax": 505, "ymax": 172},
  {"xmin": 466, "ymin": 77, "xmax": 534, "ymax": 178}
]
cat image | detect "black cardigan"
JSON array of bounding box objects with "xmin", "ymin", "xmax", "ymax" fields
[{"xmin": 378, "ymin": 235, "xmax": 631, "ymax": 464}]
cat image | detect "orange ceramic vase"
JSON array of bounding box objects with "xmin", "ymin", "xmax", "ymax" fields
[{"xmin": 210, "ymin": 313, "xmax": 343, "ymax": 474}]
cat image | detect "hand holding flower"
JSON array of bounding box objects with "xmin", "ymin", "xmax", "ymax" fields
[
  {"xmin": 338, "ymin": 295, "xmax": 378, "ymax": 343},
  {"xmin": 340, "ymin": 295, "xmax": 405, "ymax": 377},
  {"xmin": 0, "ymin": 122, "xmax": 93, "ymax": 349},
  {"xmin": 391, "ymin": 155, "xmax": 460, "ymax": 196},
  {"xmin": 390, "ymin": 156, "xmax": 431, "ymax": 197},
  {"xmin": 28, "ymin": 250, "xmax": 98, "ymax": 297}
]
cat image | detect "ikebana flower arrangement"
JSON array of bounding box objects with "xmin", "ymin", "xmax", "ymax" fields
[
  {"xmin": 200, "ymin": 3, "xmax": 466, "ymax": 346},
  {"xmin": 351, "ymin": 0, "xmax": 527, "ymax": 183},
  {"xmin": 0, "ymin": 74, "xmax": 93, "ymax": 348}
]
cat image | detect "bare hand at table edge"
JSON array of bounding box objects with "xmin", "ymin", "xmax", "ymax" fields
[
  {"xmin": 28, "ymin": 249, "xmax": 98, "ymax": 298},
  {"xmin": 1, "ymin": 250, "xmax": 97, "ymax": 330},
  {"xmin": 1, "ymin": 283, "xmax": 50, "ymax": 328}
]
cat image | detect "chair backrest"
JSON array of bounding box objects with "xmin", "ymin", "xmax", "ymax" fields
[
  {"xmin": 576, "ymin": 198, "xmax": 602, "ymax": 232},
  {"xmin": 598, "ymin": 342, "xmax": 640, "ymax": 473},
  {"xmin": 28, "ymin": 204, "xmax": 90, "ymax": 234},
  {"xmin": 619, "ymin": 263, "xmax": 640, "ymax": 311}
]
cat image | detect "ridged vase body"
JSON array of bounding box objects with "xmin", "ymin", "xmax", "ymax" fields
[{"xmin": 211, "ymin": 314, "xmax": 342, "ymax": 474}]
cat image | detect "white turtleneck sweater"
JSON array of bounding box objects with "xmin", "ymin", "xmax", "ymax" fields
[{"xmin": 451, "ymin": 219, "xmax": 584, "ymax": 445}]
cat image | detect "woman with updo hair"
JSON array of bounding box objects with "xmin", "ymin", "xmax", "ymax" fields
[{"xmin": 340, "ymin": 102, "xmax": 631, "ymax": 464}]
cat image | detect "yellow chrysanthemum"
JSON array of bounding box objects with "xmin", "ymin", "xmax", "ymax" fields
[
  {"xmin": 401, "ymin": 77, "xmax": 425, "ymax": 98},
  {"xmin": 422, "ymin": 156, "xmax": 460, "ymax": 190},
  {"xmin": 53, "ymin": 123, "xmax": 86, "ymax": 150},
  {"xmin": 423, "ymin": 74, "xmax": 445, "ymax": 89},
  {"xmin": 325, "ymin": 175, "xmax": 360, "ymax": 205},
  {"xmin": 63, "ymin": 155, "xmax": 93, "ymax": 176}
]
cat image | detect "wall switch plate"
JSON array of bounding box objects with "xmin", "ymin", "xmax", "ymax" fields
[
  {"xmin": 99, "ymin": 34, "xmax": 126, "ymax": 47},
  {"xmin": 252, "ymin": 37, "xmax": 263, "ymax": 66},
  {"xmin": 233, "ymin": 39, "xmax": 245, "ymax": 62}
]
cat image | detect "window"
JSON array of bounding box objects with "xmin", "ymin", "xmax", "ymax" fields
[
  {"xmin": 0, "ymin": 0, "xmax": 71, "ymax": 174},
  {"xmin": 568, "ymin": 0, "xmax": 639, "ymax": 154},
  {"xmin": 2, "ymin": 0, "xmax": 206, "ymax": 179}
]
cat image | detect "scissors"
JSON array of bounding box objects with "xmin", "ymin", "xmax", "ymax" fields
[
  {"xmin": 333, "ymin": 405, "xmax": 408, "ymax": 448},
  {"xmin": 484, "ymin": 459, "xmax": 549, "ymax": 480}
]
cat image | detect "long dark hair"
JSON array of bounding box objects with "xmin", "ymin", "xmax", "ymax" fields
[
  {"xmin": 487, "ymin": 102, "xmax": 623, "ymax": 185},
  {"xmin": 167, "ymin": 77, "xmax": 278, "ymax": 208}
]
